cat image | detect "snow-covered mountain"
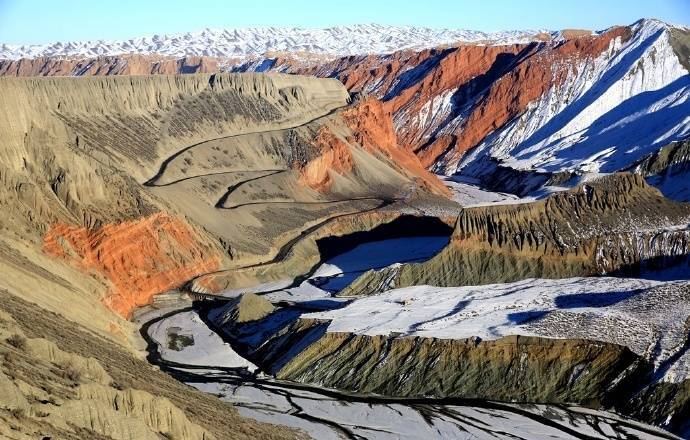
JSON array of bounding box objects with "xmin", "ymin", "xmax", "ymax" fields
[
  {"xmin": 240, "ymin": 18, "xmax": 689, "ymax": 196},
  {"xmin": 454, "ymin": 19, "xmax": 690, "ymax": 179},
  {"xmin": 0, "ymin": 24, "xmax": 545, "ymax": 60}
]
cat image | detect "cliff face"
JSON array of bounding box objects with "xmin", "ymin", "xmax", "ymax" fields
[
  {"xmin": 342, "ymin": 174, "xmax": 690, "ymax": 295},
  {"xmin": 298, "ymin": 97, "xmax": 450, "ymax": 195},
  {"xmin": 274, "ymin": 324, "xmax": 647, "ymax": 407},
  {"xmin": 42, "ymin": 213, "xmax": 221, "ymax": 318}
]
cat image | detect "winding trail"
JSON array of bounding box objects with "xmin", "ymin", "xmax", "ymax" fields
[
  {"xmin": 214, "ymin": 169, "xmax": 287, "ymax": 208},
  {"xmin": 150, "ymin": 169, "xmax": 284, "ymax": 188},
  {"xmin": 221, "ymin": 196, "xmax": 384, "ymax": 210},
  {"xmin": 144, "ymin": 103, "xmax": 348, "ymax": 187},
  {"xmin": 192, "ymin": 197, "xmax": 397, "ymax": 284}
]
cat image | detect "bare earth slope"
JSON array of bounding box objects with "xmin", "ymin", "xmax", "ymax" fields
[{"xmin": 0, "ymin": 72, "xmax": 451, "ymax": 438}]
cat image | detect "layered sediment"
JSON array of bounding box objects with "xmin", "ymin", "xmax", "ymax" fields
[{"xmin": 342, "ymin": 174, "xmax": 690, "ymax": 295}]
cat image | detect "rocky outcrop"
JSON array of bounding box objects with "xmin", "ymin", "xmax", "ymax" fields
[
  {"xmin": 635, "ymin": 140, "xmax": 690, "ymax": 177},
  {"xmin": 342, "ymin": 174, "xmax": 690, "ymax": 295},
  {"xmin": 341, "ymin": 97, "xmax": 451, "ymax": 196},
  {"xmin": 632, "ymin": 139, "xmax": 690, "ymax": 202},
  {"xmin": 297, "ymin": 96, "xmax": 451, "ymax": 195},
  {"xmin": 273, "ymin": 324, "xmax": 647, "ymax": 407},
  {"xmin": 624, "ymin": 379, "xmax": 690, "ymax": 436},
  {"xmin": 42, "ymin": 213, "xmax": 221, "ymax": 318},
  {"xmin": 297, "ymin": 125, "xmax": 354, "ymax": 192},
  {"xmin": 214, "ymin": 293, "xmax": 276, "ymax": 325}
]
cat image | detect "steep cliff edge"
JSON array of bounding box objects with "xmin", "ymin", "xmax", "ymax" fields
[{"xmin": 342, "ymin": 173, "xmax": 690, "ymax": 295}]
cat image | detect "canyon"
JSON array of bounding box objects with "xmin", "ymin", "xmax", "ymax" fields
[{"xmin": 0, "ymin": 17, "xmax": 690, "ymax": 440}]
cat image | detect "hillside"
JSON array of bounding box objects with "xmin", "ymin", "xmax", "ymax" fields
[{"xmin": 0, "ymin": 72, "xmax": 453, "ymax": 438}]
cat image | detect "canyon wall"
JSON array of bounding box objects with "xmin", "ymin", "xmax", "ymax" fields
[{"xmin": 341, "ymin": 174, "xmax": 690, "ymax": 295}]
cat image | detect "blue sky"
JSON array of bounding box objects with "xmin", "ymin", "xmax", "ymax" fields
[{"xmin": 1, "ymin": 0, "xmax": 689, "ymax": 45}]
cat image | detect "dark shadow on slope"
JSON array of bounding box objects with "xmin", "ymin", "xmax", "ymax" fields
[
  {"xmin": 610, "ymin": 254, "xmax": 690, "ymax": 281},
  {"xmin": 553, "ymin": 289, "xmax": 646, "ymax": 309},
  {"xmin": 510, "ymin": 28, "xmax": 665, "ymax": 160},
  {"xmin": 407, "ymin": 300, "xmax": 471, "ymax": 332},
  {"xmin": 418, "ymin": 44, "xmax": 541, "ymax": 154},
  {"xmin": 316, "ymin": 215, "xmax": 453, "ymax": 262},
  {"xmin": 507, "ymin": 310, "xmax": 549, "ymax": 325},
  {"xmin": 382, "ymin": 48, "xmax": 457, "ymax": 101},
  {"xmin": 548, "ymin": 76, "xmax": 690, "ymax": 172},
  {"xmin": 645, "ymin": 160, "xmax": 690, "ymax": 202}
]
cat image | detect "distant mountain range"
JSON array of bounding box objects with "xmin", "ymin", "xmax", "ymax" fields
[{"xmin": 1, "ymin": 24, "xmax": 551, "ymax": 59}]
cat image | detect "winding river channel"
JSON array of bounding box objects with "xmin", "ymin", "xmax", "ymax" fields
[{"xmin": 139, "ymin": 236, "xmax": 680, "ymax": 440}]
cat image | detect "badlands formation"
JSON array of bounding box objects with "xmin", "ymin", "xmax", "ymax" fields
[{"xmin": 0, "ymin": 17, "xmax": 690, "ymax": 440}]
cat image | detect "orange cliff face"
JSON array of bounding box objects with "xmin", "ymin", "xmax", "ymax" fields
[
  {"xmin": 298, "ymin": 125, "xmax": 355, "ymax": 193},
  {"xmin": 426, "ymin": 26, "xmax": 632, "ymax": 167},
  {"xmin": 341, "ymin": 97, "xmax": 451, "ymax": 197},
  {"xmin": 297, "ymin": 97, "xmax": 450, "ymax": 197},
  {"xmin": 42, "ymin": 212, "xmax": 221, "ymax": 318}
]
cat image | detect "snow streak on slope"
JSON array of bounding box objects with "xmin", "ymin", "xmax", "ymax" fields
[
  {"xmin": 306, "ymin": 277, "xmax": 690, "ymax": 383},
  {"xmin": 0, "ymin": 25, "xmax": 544, "ymax": 60},
  {"xmin": 455, "ymin": 19, "xmax": 690, "ymax": 177}
]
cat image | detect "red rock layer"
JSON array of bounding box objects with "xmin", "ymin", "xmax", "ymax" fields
[
  {"xmin": 437, "ymin": 26, "xmax": 632, "ymax": 167},
  {"xmin": 340, "ymin": 98, "xmax": 451, "ymax": 196},
  {"xmin": 42, "ymin": 212, "xmax": 220, "ymax": 318},
  {"xmin": 298, "ymin": 125, "xmax": 354, "ymax": 193},
  {"xmin": 297, "ymin": 97, "xmax": 450, "ymax": 196}
]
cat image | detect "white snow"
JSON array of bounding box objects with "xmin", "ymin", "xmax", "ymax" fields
[
  {"xmin": 304, "ymin": 277, "xmax": 690, "ymax": 383},
  {"xmin": 454, "ymin": 19, "xmax": 690, "ymax": 177},
  {"xmin": 217, "ymin": 236, "xmax": 449, "ymax": 303},
  {"xmin": 148, "ymin": 309, "xmax": 256, "ymax": 371},
  {"xmin": 0, "ymin": 25, "xmax": 546, "ymax": 60},
  {"xmin": 440, "ymin": 175, "xmax": 533, "ymax": 206},
  {"xmin": 191, "ymin": 378, "xmax": 675, "ymax": 440}
]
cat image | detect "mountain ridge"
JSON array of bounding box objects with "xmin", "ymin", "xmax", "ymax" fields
[{"xmin": 0, "ymin": 22, "xmax": 648, "ymax": 60}]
